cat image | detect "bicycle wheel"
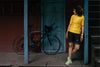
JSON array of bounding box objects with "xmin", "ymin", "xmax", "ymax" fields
[
  {"xmin": 42, "ymin": 35, "xmax": 61, "ymax": 55},
  {"xmin": 13, "ymin": 35, "xmax": 32, "ymax": 55}
]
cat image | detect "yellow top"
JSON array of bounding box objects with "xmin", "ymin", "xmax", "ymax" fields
[{"xmin": 69, "ymin": 14, "xmax": 84, "ymax": 34}]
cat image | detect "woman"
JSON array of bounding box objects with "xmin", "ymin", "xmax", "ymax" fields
[{"xmin": 65, "ymin": 5, "xmax": 84, "ymax": 65}]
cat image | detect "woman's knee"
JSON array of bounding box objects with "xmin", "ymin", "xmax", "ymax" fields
[
  {"xmin": 69, "ymin": 43, "xmax": 73, "ymax": 47},
  {"xmin": 75, "ymin": 46, "xmax": 80, "ymax": 50}
]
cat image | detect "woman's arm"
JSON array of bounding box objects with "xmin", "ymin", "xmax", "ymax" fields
[
  {"xmin": 80, "ymin": 15, "xmax": 84, "ymax": 42},
  {"xmin": 80, "ymin": 25, "xmax": 84, "ymax": 42},
  {"xmin": 81, "ymin": 25, "xmax": 84, "ymax": 36},
  {"xmin": 66, "ymin": 24, "xmax": 71, "ymax": 38},
  {"xmin": 67, "ymin": 24, "xmax": 71, "ymax": 33},
  {"xmin": 66, "ymin": 15, "xmax": 73, "ymax": 38}
]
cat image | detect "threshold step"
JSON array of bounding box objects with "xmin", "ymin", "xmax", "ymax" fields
[
  {"xmin": 95, "ymin": 57, "xmax": 100, "ymax": 67},
  {"xmin": 0, "ymin": 64, "xmax": 11, "ymax": 67},
  {"xmin": 92, "ymin": 44, "xmax": 100, "ymax": 49}
]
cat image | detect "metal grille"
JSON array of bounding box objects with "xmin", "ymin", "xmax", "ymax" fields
[{"xmin": 89, "ymin": 0, "xmax": 100, "ymax": 42}]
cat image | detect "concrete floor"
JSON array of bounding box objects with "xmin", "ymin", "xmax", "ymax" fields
[{"xmin": 0, "ymin": 52, "xmax": 91, "ymax": 67}]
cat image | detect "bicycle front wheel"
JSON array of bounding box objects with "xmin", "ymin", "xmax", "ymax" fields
[{"xmin": 42, "ymin": 35, "xmax": 61, "ymax": 55}]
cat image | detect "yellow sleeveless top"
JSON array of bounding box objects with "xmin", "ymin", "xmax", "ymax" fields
[{"xmin": 69, "ymin": 14, "xmax": 84, "ymax": 34}]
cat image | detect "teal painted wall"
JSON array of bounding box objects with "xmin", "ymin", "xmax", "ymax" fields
[{"xmin": 41, "ymin": 0, "xmax": 66, "ymax": 52}]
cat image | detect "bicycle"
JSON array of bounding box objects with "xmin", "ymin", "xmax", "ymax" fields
[{"xmin": 13, "ymin": 24, "xmax": 61, "ymax": 55}]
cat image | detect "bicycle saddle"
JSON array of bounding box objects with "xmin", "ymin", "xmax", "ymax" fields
[
  {"xmin": 45, "ymin": 25, "xmax": 52, "ymax": 32},
  {"xmin": 44, "ymin": 23, "xmax": 55, "ymax": 32}
]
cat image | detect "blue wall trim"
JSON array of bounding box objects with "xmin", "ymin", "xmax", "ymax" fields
[
  {"xmin": 64, "ymin": 0, "xmax": 66, "ymax": 52},
  {"xmin": 84, "ymin": 0, "xmax": 88, "ymax": 64},
  {"xmin": 24, "ymin": 0, "xmax": 29, "ymax": 64}
]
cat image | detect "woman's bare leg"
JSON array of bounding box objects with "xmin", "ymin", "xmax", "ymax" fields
[
  {"xmin": 71, "ymin": 44, "xmax": 80, "ymax": 55},
  {"xmin": 68, "ymin": 43, "xmax": 73, "ymax": 59}
]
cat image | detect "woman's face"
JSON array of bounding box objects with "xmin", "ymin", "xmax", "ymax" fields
[{"xmin": 73, "ymin": 9, "xmax": 77, "ymax": 14}]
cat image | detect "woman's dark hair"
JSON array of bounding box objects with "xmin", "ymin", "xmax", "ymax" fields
[{"xmin": 74, "ymin": 5, "xmax": 83, "ymax": 16}]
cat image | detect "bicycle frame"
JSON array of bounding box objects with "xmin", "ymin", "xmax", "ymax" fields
[{"xmin": 30, "ymin": 28, "xmax": 52, "ymax": 47}]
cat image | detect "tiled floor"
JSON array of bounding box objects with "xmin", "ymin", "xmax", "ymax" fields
[{"xmin": 0, "ymin": 52, "xmax": 91, "ymax": 67}]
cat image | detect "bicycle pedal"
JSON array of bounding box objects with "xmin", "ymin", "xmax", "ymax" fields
[{"xmin": 31, "ymin": 46, "xmax": 38, "ymax": 50}]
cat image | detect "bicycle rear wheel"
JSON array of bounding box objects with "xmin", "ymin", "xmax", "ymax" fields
[
  {"xmin": 13, "ymin": 35, "xmax": 31, "ymax": 55},
  {"xmin": 42, "ymin": 35, "xmax": 61, "ymax": 55}
]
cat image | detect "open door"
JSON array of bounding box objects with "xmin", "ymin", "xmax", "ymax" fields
[{"xmin": 41, "ymin": 0, "xmax": 66, "ymax": 52}]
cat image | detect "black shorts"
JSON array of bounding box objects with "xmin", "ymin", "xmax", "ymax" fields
[{"xmin": 68, "ymin": 31, "xmax": 80, "ymax": 45}]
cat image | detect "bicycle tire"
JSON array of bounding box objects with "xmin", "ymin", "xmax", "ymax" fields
[
  {"xmin": 13, "ymin": 34, "xmax": 32, "ymax": 55},
  {"xmin": 42, "ymin": 35, "xmax": 61, "ymax": 55}
]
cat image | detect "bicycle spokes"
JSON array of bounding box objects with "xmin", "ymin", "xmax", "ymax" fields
[{"xmin": 42, "ymin": 35, "xmax": 61, "ymax": 55}]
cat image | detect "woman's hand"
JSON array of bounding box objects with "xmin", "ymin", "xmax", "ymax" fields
[
  {"xmin": 80, "ymin": 34, "xmax": 83, "ymax": 42},
  {"xmin": 66, "ymin": 32, "xmax": 68, "ymax": 39}
]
